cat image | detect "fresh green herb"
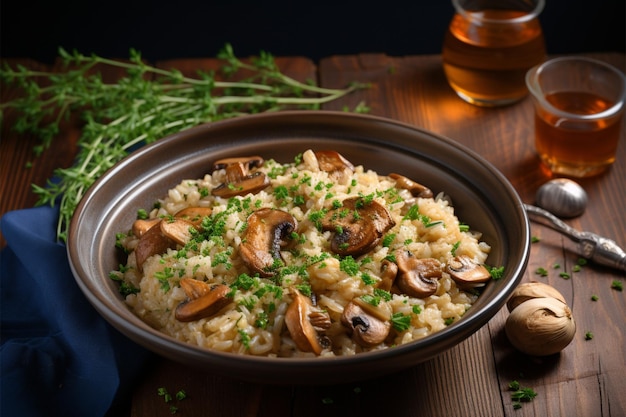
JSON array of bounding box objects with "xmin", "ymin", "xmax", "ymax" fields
[
  {"xmin": 488, "ymin": 265, "xmax": 505, "ymax": 280},
  {"xmin": 157, "ymin": 387, "xmax": 187, "ymax": 414},
  {"xmin": 585, "ymin": 331, "xmax": 594, "ymax": 340},
  {"xmin": 531, "ymin": 236, "xmax": 540, "ymax": 243},
  {"xmin": 444, "ymin": 317, "xmax": 454, "ymax": 326},
  {"xmin": 360, "ymin": 273, "xmax": 376, "ymax": 286},
  {"xmin": 238, "ymin": 329, "xmax": 251, "ymax": 349},
  {"xmin": 391, "ymin": 312, "xmax": 412, "ymax": 331},
  {"xmin": 0, "ymin": 44, "xmax": 368, "ymax": 242},
  {"xmin": 451, "ymin": 241, "xmax": 461, "ymax": 256},
  {"xmin": 611, "ymin": 280, "xmax": 623, "ymax": 291},
  {"xmin": 382, "ymin": 233, "xmax": 396, "ymax": 248},
  {"xmin": 559, "ymin": 272, "xmax": 571, "ymax": 279},
  {"xmin": 508, "ymin": 381, "xmax": 537, "ymax": 409},
  {"xmin": 374, "ymin": 288, "xmax": 392, "ymax": 302},
  {"xmin": 157, "ymin": 387, "xmax": 172, "ymax": 403},
  {"xmin": 339, "ymin": 256, "xmax": 360, "ymax": 276},
  {"xmin": 136, "ymin": 208, "xmax": 148, "ymax": 219},
  {"xmin": 403, "ymin": 205, "xmax": 420, "ymax": 221},
  {"xmin": 459, "ymin": 223, "xmax": 470, "ymax": 232},
  {"xmin": 591, "ymin": 294, "xmax": 599, "ymax": 301},
  {"xmin": 154, "ymin": 267, "xmax": 175, "ymax": 291},
  {"xmin": 535, "ymin": 267, "xmax": 548, "ymax": 277}
]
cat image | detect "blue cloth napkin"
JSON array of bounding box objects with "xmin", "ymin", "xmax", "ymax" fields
[{"xmin": 1, "ymin": 205, "xmax": 154, "ymax": 417}]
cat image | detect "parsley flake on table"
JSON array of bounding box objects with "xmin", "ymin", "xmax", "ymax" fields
[{"xmin": 508, "ymin": 380, "xmax": 537, "ymax": 409}]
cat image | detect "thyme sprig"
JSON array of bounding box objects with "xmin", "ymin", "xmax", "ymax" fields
[{"xmin": 0, "ymin": 44, "xmax": 369, "ymax": 242}]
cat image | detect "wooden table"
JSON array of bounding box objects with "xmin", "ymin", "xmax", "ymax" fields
[{"xmin": 1, "ymin": 52, "xmax": 624, "ymax": 417}]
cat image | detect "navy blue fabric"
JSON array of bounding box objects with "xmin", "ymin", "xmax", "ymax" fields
[{"xmin": 1, "ymin": 205, "xmax": 153, "ymax": 417}]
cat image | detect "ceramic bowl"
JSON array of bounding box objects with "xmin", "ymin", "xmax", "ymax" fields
[{"xmin": 68, "ymin": 111, "xmax": 530, "ymax": 384}]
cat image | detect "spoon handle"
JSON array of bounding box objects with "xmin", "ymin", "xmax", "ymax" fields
[{"xmin": 524, "ymin": 204, "xmax": 626, "ymax": 273}]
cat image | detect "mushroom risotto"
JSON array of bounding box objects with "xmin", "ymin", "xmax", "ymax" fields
[{"xmin": 111, "ymin": 149, "xmax": 494, "ymax": 357}]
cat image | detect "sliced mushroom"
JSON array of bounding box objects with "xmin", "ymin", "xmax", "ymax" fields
[
  {"xmin": 341, "ymin": 298, "xmax": 392, "ymax": 347},
  {"xmin": 211, "ymin": 156, "xmax": 270, "ymax": 198},
  {"xmin": 132, "ymin": 217, "xmax": 161, "ymax": 237},
  {"xmin": 321, "ymin": 196, "xmax": 395, "ymax": 257},
  {"xmin": 446, "ymin": 255, "xmax": 492, "ymax": 289},
  {"xmin": 160, "ymin": 218, "xmax": 196, "ymax": 246},
  {"xmin": 395, "ymin": 250, "xmax": 441, "ymax": 298},
  {"xmin": 239, "ymin": 208, "xmax": 297, "ymax": 277},
  {"xmin": 389, "ymin": 173, "xmax": 433, "ymax": 199},
  {"xmin": 175, "ymin": 282, "xmax": 232, "ymax": 322},
  {"xmin": 179, "ymin": 277, "xmax": 212, "ymax": 299},
  {"xmin": 174, "ymin": 207, "xmax": 213, "ymax": 227},
  {"xmin": 285, "ymin": 290, "xmax": 331, "ymax": 355},
  {"xmin": 315, "ymin": 150, "xmax": 355, "ymax": 183},
  {"xmin": 376, "ymin": 259, "xmax": 398, "ymax": 292},
  {"xmin": 213, "ymin": 156, "xmax": 265, "ymax": 170},
  {"xmin": 134, "ymin": 224, "xmax": 175, "ymax": 271}
]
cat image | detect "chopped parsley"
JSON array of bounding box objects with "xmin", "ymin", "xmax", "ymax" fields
[
  {"xmin": 611, "ymin": 280, "xmax": 623, "ymax": 291},
  {"xmin": 391, "ymin": 312, "xmax": 411, "ymax": 331},
  {"xmin": 488, "ymin": 265, "xmax": 505, "ymax": 280},
  {"xmin": 154, "ymin": 267, "xmax": 175, "ymax": 291},
  {"xmin": 508, "ymin": 381, "xmax": 537, "ymax": 409}
]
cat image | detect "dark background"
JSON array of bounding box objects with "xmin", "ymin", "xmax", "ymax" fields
[{"xmin": 1, "ymin": 1, "xmax": 624, "ymax": 63}]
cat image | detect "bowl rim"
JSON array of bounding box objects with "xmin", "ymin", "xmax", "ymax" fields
[{"xmin": 67, "ymin": 110, "xmax": 530, "ymax": 382}]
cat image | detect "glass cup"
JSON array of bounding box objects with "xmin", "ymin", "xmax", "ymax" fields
[
  {"xmin": 526, "ymin": 57, "xmax": 626, "ymax": 178},
  {"xmin": 442, "ymin": 0, "xmax": 546, "ymax": 107}
]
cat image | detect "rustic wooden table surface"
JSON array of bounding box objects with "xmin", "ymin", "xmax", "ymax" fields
[{"xmin": 1, "ymin": 52, "xmax": 624, "ymax": 417}]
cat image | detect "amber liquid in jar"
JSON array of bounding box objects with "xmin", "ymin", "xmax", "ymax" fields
[
  {"xmin": 442, "ymin": 9, "xmax": 546, "ymax": 106},
  {"xmin": 535, "ymin": 91, "xmax": 622, "ymax": 177}
]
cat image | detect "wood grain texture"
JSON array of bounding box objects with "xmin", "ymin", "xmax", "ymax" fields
[{"xmin": 1, "ymin": 53, "xmax": 624, "ymax": 417}]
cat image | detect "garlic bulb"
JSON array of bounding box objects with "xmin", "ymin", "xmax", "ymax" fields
[
  {"xmin": 507, "ymin": 281, "xmax": 567, "ymax": 312},
  {"xmin": 505, "ymin": 297, "xmax": 576, "ymax": 356}
]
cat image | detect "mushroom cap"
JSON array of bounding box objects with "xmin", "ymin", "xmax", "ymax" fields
[
  {"xmin": 213, "ymin": 155, "xmax": 264, "ymax": 170},
  {"xmin": 211, "ymin": 157, "xmax": 270, "ymax": 198},
  {"xmin": 239, "ymin": 208, "xmax": 297, "ymax": 277},
  {"xmin": 160, "ymin": 218, "xmax": 196, "ymax": 246},
  {"xmin": 174, "ymin": 207, "xmax": 213, "ymax": 227},
  {"xmin": 389, "ymin": 173, "xmax": 433, "ymax": 199},
  {"xmin": 321, "ymin": 196, "xmax": 395, "ymax": 257},
  {"xmin": 395, "ymin": 250, "xmax": 442, "ymax": 298},
  {"xmin": 175, "ymin": 282, "xmax": 232, "ymax": 322},
  {"xmin": 134, "ymin": 223, "xmax": 175, "ymax": 271},
  {"xmin": 446, "ymin": 255, "xmax": 492, "ymax": 289},
  {"xmin": 341, "ymin": 299, "xmax": 392, "ymax": 347},
  {"xmin": 315, "ymin": 150, "xmax": 355, "ymax": 184},
  {"xmin": 285, "ymin": 290, "xmax": 330, "ymax": 355},
  {"xmin": 376, "ymin": 259, "xmax": 399, "ymax": 292},
  {"xmin": 132, "ymin": 217, "xmax": 161, "ymax": 237}
]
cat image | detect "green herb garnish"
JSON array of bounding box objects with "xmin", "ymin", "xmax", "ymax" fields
[{"xmin": 0, "ymin": 44, "xmax": 368, "ymax": 242}]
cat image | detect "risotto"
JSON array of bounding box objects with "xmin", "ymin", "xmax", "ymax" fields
[{"xmin": 111, "ymin": 149, "xmax": 493, "ymax": 357}]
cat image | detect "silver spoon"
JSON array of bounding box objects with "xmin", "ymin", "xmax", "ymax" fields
[{"xmin": 524, "ymin": 204, "xmax": 626, "ymax": 272}]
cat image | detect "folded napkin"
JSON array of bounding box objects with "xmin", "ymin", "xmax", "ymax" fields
[{"xmin": 1, "ymin": 205, "xmax": 154, "ymax": 417}]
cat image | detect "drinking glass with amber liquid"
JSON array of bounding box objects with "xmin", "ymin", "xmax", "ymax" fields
[
  {"xmin": 526, "ymin": 57, "xmax": 626, "ymax": 178},
  {"xmin": 442, "ymin": 0, "xmax": 546, "ymax": 107}
]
